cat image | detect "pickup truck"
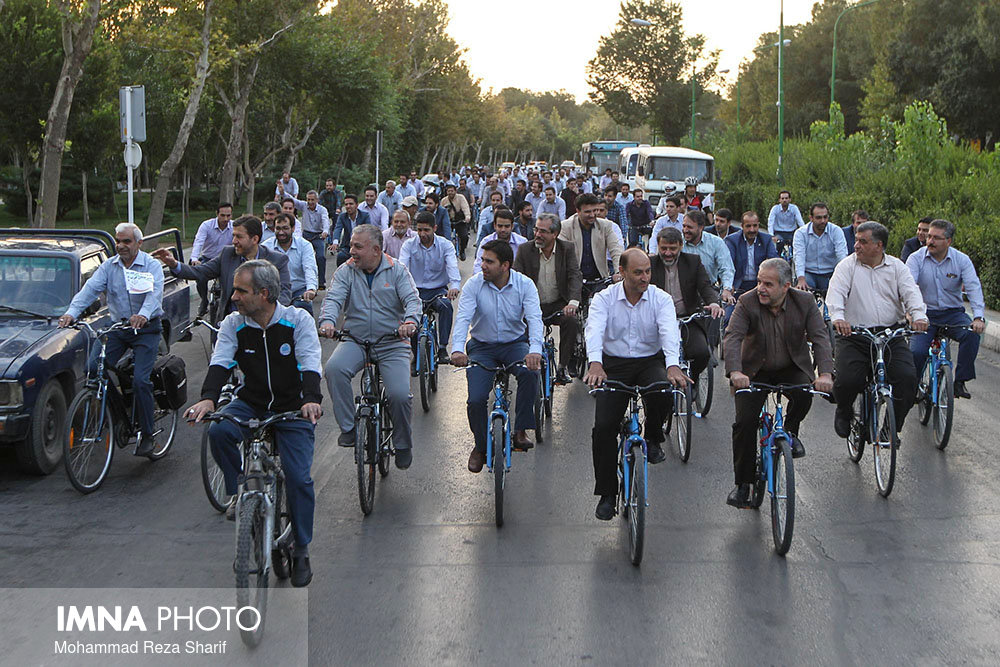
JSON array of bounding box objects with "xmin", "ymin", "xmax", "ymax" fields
[{"xmin": 0, "ymin": 228, "xmax": 191, "ymax": 474}]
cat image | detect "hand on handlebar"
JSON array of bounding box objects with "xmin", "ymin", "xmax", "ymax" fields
[
  {"xmin": 911, "ymin": 319, "xmax": 929, "ymax": 333},
  {"xmin": 833, "ymin": 319, "xmax": 851, "ymax": 337},
  {"xmin": 398, "ymin": 322, "xmax": 417, "ymax": 339},
  {"xmin": 58, "ymin": 314, "xmax": 74, "ymax": 328},
  {"xmin": 128, "ymin": 314, "xmax": 148, "ymax": 330},
  {"xmin": 584, "ymin": 361, "xmax": 606, "ymax": 388},
  {"xmin": 300, "ymin": 402, "xmax": 322, "ymax": 424},
  {"xmin": 729, "ymin": 371, "xmax": 750, "ymax": 390},
  {"xmin": 186, "ymin": 399, "xmax": 216, "ymax": 423},
  {"xmin": 524, "ymin": 352, "xmax": 542, "ymax": 371},
  {"xmin": 450, "ymin": 351, "xmax": 469, "ymax": 367},
  {"xmin": 667, "ymin": 365, "xmax": 690, "ymax": 388},
  {"xmin": 318, "ymin": 322, "xmax": 337, "ymax": 338},
  {"xmin": 705, "ymin": 302, "xmax": 724, "ymax": 319},
  {"xmin": 813, "ymin": 373, "xmax": 834, "ymax": 394}
]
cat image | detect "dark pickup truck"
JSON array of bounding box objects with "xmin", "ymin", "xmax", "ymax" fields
[{"xmin": 0, "ymin": 228, "xmax": 191, "ymax": 474}]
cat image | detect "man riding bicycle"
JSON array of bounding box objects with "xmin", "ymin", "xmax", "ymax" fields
[
  {"xmin": 186, "ymin": 260, "xmax": 322, "ymax": 587},
  {"xmin": 792, "ymin": 202, "xmax": 847, "ymax": 292}
]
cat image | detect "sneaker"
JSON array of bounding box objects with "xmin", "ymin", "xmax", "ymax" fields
[
  {"xmin": 395, "ymin": 448, "xmax": 412, "ymax": 469},
  {"xmin": 726, "ymin": 483, "xmax": 753, "ymax": 509},
  {"xmin": 291, "ymin": 555, "xmax": 312, "ymax": 587},
  {"xmin": 834, "ymin": 407, "xmax": 853, "ymax": 438},
  {"xmin": 595, "ymin": 495, "xmax": 616, "ymax": 520},
  {"xmin": 337, "ymin": 428, "xmax": 356, "ymax": 447},
  {"xmin": 647, "ymin": 442, "xmax": 666, "ymax": 464}
]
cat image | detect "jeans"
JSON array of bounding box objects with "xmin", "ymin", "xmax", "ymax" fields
[
  {"xmin": 291, "ymin": 293, "xmax": 314, "ymax": 316},
  {"xmin": 910, "ymin": 308, "xmax": 980, "ymax": 383},
  {"xmin": 466, "ymin": 337, "xmax": 538, "ymax": 452},
  {"xmin": 90, "ymin": 320, "xmax": 161, "ymax": 437},
  {"xmin": 304, "ymin": 233, "xmax": 327, "ymax": 286},
  {"xmin": 208, "ymin": 398, "xmax": 316, "ymax": 549},
  {"xmin": 412, "ymin": 287, "xmax": 453, "ymax": 351},
  {"xmin": 804, "ymin": 271, "xmax": 833, "ymax": 291}
]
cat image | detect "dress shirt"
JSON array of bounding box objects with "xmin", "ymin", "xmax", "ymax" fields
[
  {"xmin": 580, "ymin": 178, "xmax": 594, "ymax": 194},
  {"xmin": 683, "ymin": 232, "xmax": 735, "ymax": 290},
  {"xmin": 537, "ymin": 250, "xmax": 560, "ymax": 304},
  {"xmin": 478, "ymin": 205, "xmax": 500, "ymax": 229},
  {"xmin": 599, "ymin": 175, "xmax": 613, "ymax": 190},
  {"xmin": 275, "ymin": 177, "xmax": 298, "ymax": 198},
  {"xmin": 767, "ymin": 203, "xmax": 805, "ymax": 233},
  {"xmin": 396, "ymin": 182, "xmax": 417, "ymax": 199},
  {"xmin": 616, "ymin": 192, "xmax": 634, "ymax": 207},
  {"xmin": 792, "ymin": 222, "xmax": 847, "ymax": 277},
  {"xmin": 524, "ymin": 192, "xmax": 546, "ymax": 215},
  {"xmin": 468, "ymin": 179, "xmax": 484, "ymax": 201},
  {"xmin": 358, "ymin": 200, "xmax": 389, "ymax": 231},
  {"xmin": 827, "ymin": 253, "xmax": 926, "ymax": 327},
  {"xmin": 377, "ymin": 189, "xmax": 403, "ymax": 217},
  {"xmin": 473, "ymin": 231, "xmax": 528, "ymax": 273},
  {"xmin": 585, "ymin": 282, "xmax": 680, "ymax": 368},
  {"xmin": 906, "ymin": 247, "xmax": 985, "ymax": 319},
  {"xmin": 287, "ymin": 195, "xmax": 331, "ymax": 236},
  {"xmin": 605, "ymin": 200, "xmax": 627, "ymax": 235},
  {"xmin": 541, "ymin": 180, "xmax": 559, "ymax": 195},
  {"xmin": 662, "ymin": 261, "xmax": 685, "ymax": 314},
  {"xmin": 382, "ymin": 228, "xmax": 417, "ymax": 258},
  {"xmin": 646, "ymin": 215, "xmax": 684, "ymax": 251},
  {"xmin": 537, "ymin": 197, "xmax": 566, "ymax": 220},
  {"xmin": 65, "ymin": 251, "xmax": 164, "ymax": 322},
  {"xmin": 399, "ymin": 235, "xmax": 461, "ymax": 291},
  {"xmin": 451, "ymin": 270, "xmax": 543, "ymax": 355},
  {"xmin": 412, "ymin": 179, "xmax": 425, "ymax": 198},
  {"xmin": 743, "ymin": 235, "xmax": 756, "ymax": 282},
  {"xmin": 191, "ymin": 218, "xmax": 233, "ymax": 260},
  {"xmin": 262, "ymin": 235, "xmax": 318, "ymax": 295}
]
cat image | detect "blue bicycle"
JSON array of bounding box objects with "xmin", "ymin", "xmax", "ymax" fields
[
  {"xmin": 589, "ymin": 379, "xmax": 673, "ymax": 565},
  {"xmin": 916, "ymin": 324, "xmax": 969, "ymax": 451},
  {"xmin": 416, "ymin": 295, "xmax": 449, "ymax": 413},
  {"xmin": 533, "ymin": 313, "xmax": 561, "ymax": 443},
  {"xmin": 735, "ymin": 382, "xmax": 829, "ymax": 555}
]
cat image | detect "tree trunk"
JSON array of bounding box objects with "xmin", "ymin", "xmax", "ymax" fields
[
  {"xmin": 16, "ymin": 150, "xmax": 34, "ymax": 224},
  {"xmin": 34, "ymin": 0, "xmax": 102, "ymax": 228},
  {"xmin": 182, "ymin": 166, "xmax": 189, "ymax": 237},
  {"xmin": 473, "ymin": 142, "xmax": 483, "ymax": 166},
  {"xmin": 428, "ymin": 146, "xmax": 440, "ymax": 175},
  {"xmin": 359, "ymin": 142, "xmax": 372, "ymax": 180},
  {"xmin": 217, "ymin": 57, "xmax": 260, "ymax": 204},
  {"xmin": 457, "ymin": 141, "xmax": 468, "ymax": 169},
  {"xmin": 81, "ymin": 170, "xmax": 89, "ymax": 226},
  {"xmin": 242, "ymin": 128, "xmax": 255, "ymax": 215},
  {"xmin": 145, "ymin": 0, "xmax": 213, "ymax": 234},
  {"xmin": 419, "ymin": 143, "xmax": 430, "ymax": 176},
  {"xmin": 283, "ymin": 117, "xmax": 319, "ymax": 176}
]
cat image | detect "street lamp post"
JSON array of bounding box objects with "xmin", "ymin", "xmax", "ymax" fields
[
  {"xmin": 830, "ymin": 0, "xmax": 884, "ymax": 109},
  {"xmin": 691, "ymin": 66, "xmax": 697, "ymax": 149},
  {"xmin": 778, "ymin": 0, "xmax": 785, "ymax": 184}
]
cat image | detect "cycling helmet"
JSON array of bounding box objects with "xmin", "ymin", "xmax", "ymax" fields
[{"xmin": 684, "ymin": 176, "xmax": 698, "ymax": 186}]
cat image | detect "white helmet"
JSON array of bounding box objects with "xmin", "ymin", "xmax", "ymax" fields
[{"xmin": 684, "ymin": 176, "xmax": 698, "ymax": 187}]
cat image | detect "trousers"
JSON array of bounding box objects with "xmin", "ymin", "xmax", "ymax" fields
[
  {"xmin": 834, "ymin": 334, "xmax": 917, "ymax": 431},
  {"xmin": 303, "ymin": 233, "xmax": 328, "ymax": 286},
  {"xmin": 466, "ymin": 338, "xmax": 538, "ymax": 452},
  {"xmin": 910, "ymin": 308, "xmax": 979, "ymax": 383},
  {"xmin": 804, "ymin": 271, "xmax": 833, "ymax": 291},
  {"xmin": 541, "ymin": 301, "xmax": 580, "ymax": 368},
  {"xmin": 90, "ymin": 320, "xmax": 161, "ymax": 436},
  {"xmin": 680, "ymin": 317, "xmax": 711, "ymax": 380},
  {"xmin": 208, "ymin": 398, "xmax": 315, "ymax": 548},
  {"xmin": 412, "ymin": 286, "xmax": 453, "ymax": 350},
  {"xmin": 325, "ymin": 340, "xmax": 413, "ymax": 450}
]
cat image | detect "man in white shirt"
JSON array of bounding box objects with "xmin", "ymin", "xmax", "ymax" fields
[
  {"xmin": 827, "ymin": 222, "xmax": 928, "ymax": 438},
  {"xmin": 474, "ymin": 209, "xmax": 528, "ymax": 273},
  {"xmin": 585, "ymin": 248, "xmax": 689, "ymax": 520},
  {"xmin": 274, "ymin": 171, "xmax": 298, "ymax": 199},
  {"xmin": 191, "ymin": 203, "xmax": 234, "ymax": 316},
  {"xmin": 358, "ymin": 185, "xmax": 390, "ymax": 231},
  {"xmin": 262, "ymin": 213, "xmax": 319, "ymax": 315},
  {"xmin": 647, "ymin": 197, "xmax": 685, "ymax": 251},
  {"xmin": 377, "ymin": 180, "xmax": 403, "ymax": 218},
  {"xmin": 396, "ymin": 173, "xmax": 417, "ymax": 200}
]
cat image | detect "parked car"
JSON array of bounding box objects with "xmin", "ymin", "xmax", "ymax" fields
[{"xmin": 0, "ymin": 228, "xmax": 191, "ymax": 474}]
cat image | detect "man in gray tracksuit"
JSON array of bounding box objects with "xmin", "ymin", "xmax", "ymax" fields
[{"xmin": 318, "ymin": 224, "xmax": 422, "ymax": 469}]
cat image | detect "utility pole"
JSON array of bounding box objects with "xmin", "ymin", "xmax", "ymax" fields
[
  {"xmin": 777, "ymin": 0, "xmax": 785, "ymax": 185},
  {"xmin": 690, "ymin": 66, "xmax": 697, "ymax": 149}
]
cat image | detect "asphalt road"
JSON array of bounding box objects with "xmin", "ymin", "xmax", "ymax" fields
[{"xmin": 3, "ymin": 254, "xmax": 1000, "ymax": 664}]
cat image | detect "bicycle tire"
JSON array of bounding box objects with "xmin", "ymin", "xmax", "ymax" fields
[
  {"xmin": 148, "ymin": 408, "xmax": 177, "ymax": 460},
  {"xmin": 750, "ymin": 441, "xmax": 767, "ymax": 509},
  {"xmin": 201, "ymin": 426, "xmax": 235, "ymax": 512},
  {"xmin": 826, "ymin": 319, "xmax": 837, "ymax": 361},
  {"xmin": 873, "ymin": 394, "xmax": 898, "ymax": 497},
  {"xmin": 674, "ymin": 384, "xmax": 694, "ymax": 462},
  {"xmin": 272, "ymin": 476, "xmax": 292, "ymax": 580},
  {"xmin": 356, "ymin": 413, "xmax": 376, "ymax": 515},
  {"xmin": 534, "ymin": 369, "xmax": 545, "ymax": 443},
  {"xmin": 492, "ymin": 416, "xmax": 505, "ymax": 528},
  {"xmin": 418, "ymin": 337, "xmax": 431, "ymax": 413},
  {"xmin": 429, "ymin": 334, "xmax": 439, "ymax": 392},
  {"xmin": 235, "ymin": 495, "xmax": 268, "ymax": 648},
  {"xmin": 377, "ymin": 404, "xmax": 392, "ymax": 478},
  {"xmin": 694, "ymin": 361, "xmax": 714, "ymax": 417},
  {"xmin": 63, "ymin": 388, "xmax": 115, "ymax": 494},
  {"xmin": 917, "ymin": 362, "xmax": 933, "ymax": 426},
  {"xmin": 770, "ymin": 437, "xmax": 795, "ymax": 556},
  {"xmin": 932, "ymin": 364, "xmax": 954, "ymax": 450},
  {"xmin": 847, "ymin": 395, "xmax": 865, "ymax": 463},
  {"xmin": 627, "ymin": 446, "xmax": 646, "ymax": 566}
]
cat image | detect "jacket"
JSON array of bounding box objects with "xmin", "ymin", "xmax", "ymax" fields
[
  {"xmin": 649, "ymin": 253, "xmax": 718, "ymax": 317},
  {"xmin": 725, "ymin": 231, "xmax": 778, "ymax": 286},
  {"xmin": 172, "ymin": 245, "xmax": 291, "ymax": 322},
  {"xmin": 723, "ymin": 287, "xmax": 834, "ymax": 380},
  {"xmin": 331, "ymin": 209, "xmax": 372, "ymax": 247},
  {"xmin": 558, "ymin": 214, "xmax": 624, "ymax": 279},
  {"xmin": 442, "ymin": 193, "xmax": 471, "ymax": 227},
  {"xmin": 512, "ymin": 238, "xmax": 582, "ymax": 306}
]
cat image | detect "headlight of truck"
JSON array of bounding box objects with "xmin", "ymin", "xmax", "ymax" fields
[{"xmin": 0, "ymin": 380, "xmax": 24, "ymax": 408}]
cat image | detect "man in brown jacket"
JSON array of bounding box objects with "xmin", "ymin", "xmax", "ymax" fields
[
  {"xmin": 513, "ymin": 213, "xmax": 582, "ymax": 384},
  {"xmin": 723, "ymin": 257, "xmax": 834, "ymax": 508},
  {"xmin": 558, "ymin": 193, "xmax": 624, "ymax": 282}
]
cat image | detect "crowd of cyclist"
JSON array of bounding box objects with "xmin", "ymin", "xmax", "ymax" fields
[{"xmin": 58, "ymin": 162, "xmax": 988, "ymax": 587}]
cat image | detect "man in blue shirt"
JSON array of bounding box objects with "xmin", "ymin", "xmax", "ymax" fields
[
  {"xmin": 396, "ymin": 173, "xmax": 417, "ymax": 200},
  {"xmin": 263, "ymin": 213, "xmax": 319, "ymax": 315},
  {"xmin": 451, "ymin": 239, "xmax": 543, "ymax": 469},
  {"xmin": 476, "ymin": 190, "xmax": 507, "ymax": 244},
  {"xmin": 190, "ymin": 203, "xmax": 233, "ymax": 315},
  {"xmin": 792, "ymin": 202, "xmax": 848, "ymax": 291},
  {"xmin": 377, "ymin": 181, "xmax": 403, "ymax": 218},
  {"xmin": 329, "ymin": 194, "xmax": 372, "ymax": 267},
  {"xmin": 274, "ymin": 171, "xmax": 298, "ymax": 199},
  {"xmin": 681, "ymin": 210, "xmax": 736, "ymax": 305},
  {"xmin": 907, "ymin": 219, "xmax": 987, "ymax": 399},
  {"xmin": 59, "ymin": 223, "xmax": 165, "ymax": 458},
  {"xmin": 524, "ymin": 181, "xmax": 546, "ymax": 220},
  {"xmin": 766, "ymin": 190, "xmax": 804, "ymax": 249}
]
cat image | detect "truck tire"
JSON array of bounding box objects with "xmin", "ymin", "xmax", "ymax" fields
[{"xmin": 16, "ymin": 380, "xmax": 67, "ymax": 475}]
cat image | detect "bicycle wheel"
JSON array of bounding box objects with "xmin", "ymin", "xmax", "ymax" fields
[
  {"xmin": 846, "ymin": 395, "xmax": 865, "ymax": 463},
  {"xmin": 932, "ymin": 365, "xmax": 954, "ymax": 450},
  {"xmin": 492, "ymin": 416, "xmax": 506, "ymax": 528},
  {"xmin": 626, "ymin": 447, "xmax": 646, "ymax": 566},
  {"xmin": 873, "ymin": 395, "xmax": 898, "ymax": 497},
  {"xmin": 750, "ymin": 443, "xmax": 767, "ymax": 509},
  {"xmin": 200, "ymin": 426, "xmax": 235, "ymax": 512},
  {"xmin": 235, "ymin": 495, "xmax": 268, "ymax": 647},
  {"xmin": 417, "ymin": 336, "xmax": 431, "ymax": 413},
  {"xmin": 355, "ymin": 412, "xmax": 376, "ymax": 515},
  {"xmin": 271, "ymin": 476, "xmax": 292, "ymax": 580},
  {"xmin": 826, "ymin": 319, "xmax": 837, "ymax": 360},
  {"xmin": 63, "ymin": 389, "xmax": 115, "ymax": 494},
  {"xmin": 917, "ymin": 362, "xmax": 933, "ymax": 426},
  {"xmin": 694, "ymin": 362, "xmax": 714, "ymax": 417},
  {"xmin": 429, "ymin": 336, "xmax": 439, "ymax": 393},
  {"xmin": 674, "ymin": 385, "xmax": 693, "ymax": 463},
  {"xmin": 377, "ymin": 405, "xmax": 392, "ymax": 478},
  {"xmin": 770, "ymin": 437, "xmax": 795, "ymax": 556},
  {"xmin": 148, "ymin": 408, "xmax": 177, "ymax": 460},
  {"xmin": 534, "ymin": 370, "xmax": 546, "ymax": 443}
]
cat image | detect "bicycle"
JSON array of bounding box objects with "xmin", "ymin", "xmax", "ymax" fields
[
  {"xmin": 197, "ymin": 411, "xmax": 301, "ymax": 648},
  {"xmin": 62, "ymin": 321, "xmax": 178, "ymax": 493},
  {"xmin": 669, "ymin": 312, "xmax": 710, "ymax": 462},
  {"xmin": 734, "ymin": 382, "xmax": 829, "ymax": 556},
  {"xmin": 844, "ymin": 326, "xmax": 913, "ymax": 497},
  {"xmin": 533, "ymin": 313, "xmax": 560, "ymax": 443},
  {"xmin": 336, "ymin": 331, "xmax": 399, "ymax": 516},
  {"xmin": 810, "ymin": 289, "xmax": 837, "ymax": 361},
  {"xmin": 916, "ymin": 324, "xmax": 969, "ymax": 451},
  {"xmin": 589, "ymin": 379, "xmax": 673, "ymax": 566},
  {"xmin": 415, "ymin": 295, "xmax": 449, "ymax": 413},
  {"xmin": 568, "ymin": 277, "xmax": 613, "ymax": 379}
]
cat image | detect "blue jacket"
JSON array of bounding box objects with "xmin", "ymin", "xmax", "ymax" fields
[
  {"xmin": 842, "ymin": 223, "xmax": 856, "ymax": 253},
  {"xmin": 726, "ymin": 231, "xmax": 778, "ymax": 286},
  {"xmin": 331, "ymin": 210, "xmax": 372, "ymax": 247}
]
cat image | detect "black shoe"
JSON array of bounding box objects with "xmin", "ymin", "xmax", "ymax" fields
[
  {"xmin": 291, "ymin": 555, "xmax": 312, "ymax": 587},
  {"xmin": 395, "ymin": 448, "xmax": 412, "ymax": 469},
  {"xmin": 834, "ymin": 407, "xmax": 853, "ymax": 438},
  {"xmin": 337, "ymin": 428, "xmax": 356, "ymax": 447},
  {"xmin": 225, "ymin": 499, "xmax": 237, "ymax": 522},
  {"xmin": 788, "ymin": 433, "xmax": 806, "ymax": 459},
  {"xmin": 595, "ymin": 495, "xmax": 616, "ymax": 520},
  {"xmin": 954, "ymin": 380, "xmax": 971, "ymax": 399},
  {"xmin": 134, "ymin": 435, "xmax": 155, "ymax": 458},
  {"xmin": 726, "ymin": 483, "xmax": 753, "ymax": 509},
  {"xmin": 410, "ymin": 361, "xmax": 418, "ymax": 377},
  {"xmin": 459, "ymin": 250, "xmax": 466, "ymax": 261},
  {"xmin": 647, "ymin": 442, "xmax": 666, "ymax": 464},
  {"xmin": 318, "ymin": 284, "xmax": 326, "ymax": 291},
  {"xmin": 555, "ymin": 368, "xmax": 572, "ymax": 385},
  {"xmin": 437, "ymin": 349, "xmax": 450, "ymax": 365}
]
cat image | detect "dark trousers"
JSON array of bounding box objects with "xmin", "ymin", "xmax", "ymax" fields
[
  {"xmin": 732, "ymin": 366, "xmax": 812, "ymax": 484},
  {"xmin": 304, "ymin": 232, "xmax": 327, "ymax": 286},
  {"xmin": 804, "ymin": 271, "xmax": 833, "ymax": 291},
  {"xmin": 541, "ymin": 300, "xmax": 580, "ymax": 368},
  {"xmin": 681, "ymin": 318, "xmax": 711, "ymax": 379},
  {"xmin": 592, "ymin": 354, "xmax": 672, "ymax": 496},
  {"xmin": 209, "ymin": 398, "xmax": 316, "ymax": 548},
  {"xmin": 911, "ymin": 308, "xmax": 980, "ymax": 383},
  {"xmin": 90, "ymin": 320, "xmax": 162, "ymax": 437},
  {"xmin": 291, "ymin": 293, "xmax": 314, "ymax": 316},
  {"xmin": 411, "ymin": 287, "xmax": 453, "ymax": 353},
  {"xmin": 466, "ymin": 338, "xmax": 538, "ymax": 452},
  {"xmin": 193, "ymin": 255, "xmax": 211, "ymax": 314},
  {"xmin": 454, "ymin": 221, "xmax": 470, "ymax": 253},
  {"xmin": 834, "ymin": 334, "xmax": 917, "ymax": 431}
]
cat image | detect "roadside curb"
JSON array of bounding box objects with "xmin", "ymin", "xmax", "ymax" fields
[{"xmin": 980, "ymin": 309, "xmax": 1000, "ymax": 354}]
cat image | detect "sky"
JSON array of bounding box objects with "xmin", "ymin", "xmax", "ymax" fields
[{"xmin": 443, "ymin": 0, "xmax": 819, "ymax": 101}]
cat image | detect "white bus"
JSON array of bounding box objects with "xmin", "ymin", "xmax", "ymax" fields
[
  {"xmin": 618, "ymin": 145, "xmax": 648, "ymax": 189},
  {"xmin": 634, "ymin": 146, "xmax": 715, "ymax": 207}
]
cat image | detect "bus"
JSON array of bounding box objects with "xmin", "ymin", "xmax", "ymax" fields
[
  {"xmin": 619, "ymin": 145, "xmax": 648, "ymax": 189},
  {"xmin": 635, "ymin": 146, "xmax": 715, "ymax": 207},
  {"xmin": 580, "ymin": 140, "xmax": 640, "ymax": 178}
]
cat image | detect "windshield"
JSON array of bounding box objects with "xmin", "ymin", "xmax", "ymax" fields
[
  {"xmin": 587, "ymin": 152, "xmax": 620, "ymax": 175},
  {"xmin": 0, "ymin": 255, "xmax": 74, "ymax": 317},
  {"xmin": 645, "ymin": 157, "xmax": 714, "ymax": 184},
  {"xmin": 626, "ymin": 154, "xmax": 639, "ymax": 178}
]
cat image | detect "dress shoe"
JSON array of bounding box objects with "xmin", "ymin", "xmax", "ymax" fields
[
  {"xmin": 134, "ymin": 434, "xmax": 155, "ymax": 458},
  {"xmin": 787, "ymin": 433, "xmax": 806, "ymax": 459},
  {"xmin": 468, "ymin": 449, "xmax": 486, "ymax": 473},
  {"xmin": 459, "ymin": 250, "xmax": 466, "ymax": 261},
  {"xmin": 647, "ymin": 442, "xmax": 666, "ymax": 464},
  {"xmin": 225, "ymin": 499, "xmax": 237, "ymax": 522},
  {"xmin": 513, "ymin": 430, "xmax": 534, "ymax": 451},
  {"xmin": 291, "ymin": 555, "xmax": 312, "ymax": 587},
  {"xmin": 953, "ymin": 380, "xmax": 971, "ymax": 399},
  {"xmin": 410, "ymin": 360, "xmax": 418, "ymax": 377},
  {"xmin": 555, "ymin": 367, "xmax": 572, "ymax": 385},
  {"xmin": 395, "ymin": 448, "xmax": 412, "ymax": 469},
  {"xmin": 338, "ymin": 428, "xmax": 356, "ymax": 447},
  {"xmin": 318, "ymin": 284, "xmax": 326, "ymax": 291},
  {"xmin": 834, "ymin": 407, "xmax": 853, "ymax": 438},
  {"xmin": 726, "ymin": 483, "xmax": 753, "ymax": 509},
  {"xmin": 595, "ymin": 495, "xmax": 616, "ymax": 520},
  {"xmin": 437, "ymin": 349, "xmax": 450, "ymax": 364}
]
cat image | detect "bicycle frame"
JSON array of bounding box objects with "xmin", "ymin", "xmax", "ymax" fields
[
  {"xmin": 924, "ymin": 334, "xmax": 953, "ymax": 407},
  {"xmin": 758, "ymin": 399, "xmax": 788, "ymax": 496},
  {"xmin": 485, "ymin": 371, "xmax": 513, "ymax": 473},
  {"xmin": 619, "ymin": 396, "xmax": 648, "ymax": 509},
  {"xmin": 78, "ymin": 322, "xmax": 140, "ymax": 443},
  {"xmin": 415, "ymin": 298, "xmax": 444, "ymax": 377}
]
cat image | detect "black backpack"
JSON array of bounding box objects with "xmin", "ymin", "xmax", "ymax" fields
[{"xmin": 152, "ymin": 354, "xmax": 187, "ymax": 410}]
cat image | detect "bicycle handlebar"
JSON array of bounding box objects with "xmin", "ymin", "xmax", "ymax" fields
[
  {"xmin": 335, "ymin": 330, "xmax": 404, "ymax": 347},
  {"xmin": 734, "ymin": 382, "xmax": 831, "ymax": 399},
  {"xmin": 421, "ymin": 294, "xmax": 451, "ymax": 310},
  {"xmin": 847, "ymin": 325, "xmax": 913, "ymax": 342},
  {"xmin": 70, "ymin": 319, "xmax": 135, "ymax": 338},
  {"xmin": 677, "ymin": 311, "xmax": 715, "ymax": 324},
  {"xmin": 196, "ymin": 410, "xmax": 304, "ymax": 430},
  {"xmin": 180, "ymin": 316, "xmax": 220, "ymax": 335},
  {"xmin": 464, "ymin": 360, "xmax": 528, "ymax": 373},
  {"xmin": 588, "ymin": 379, "xmax": 674, "ymax": 397}
]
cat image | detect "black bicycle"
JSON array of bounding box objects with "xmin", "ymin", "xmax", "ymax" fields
[
  {"xmin": 568, "ymin": 277, "xmax": 613, "ymax": 379},
  {"xmin": 416, "ymin": 295, "xmax": 449, "ymax": 413}
]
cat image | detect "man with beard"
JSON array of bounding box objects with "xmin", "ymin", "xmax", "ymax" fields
[
  {"xmin": 263, "ymin": 213, "xmax": 319, "ymax": 314},
  {"xmin": 474, "ymin": 209, "xmax": 528, "ymax": 273}
]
